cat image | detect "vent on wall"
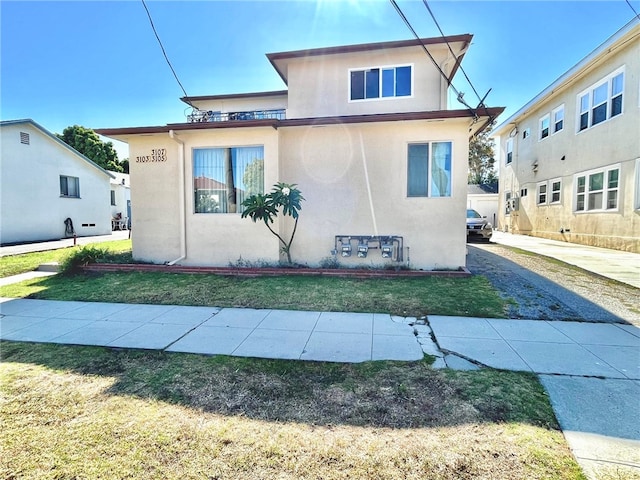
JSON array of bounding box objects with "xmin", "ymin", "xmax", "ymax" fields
[{"xmin": 20, "ymin": 132, "xmax": 30, "ymax": 145}]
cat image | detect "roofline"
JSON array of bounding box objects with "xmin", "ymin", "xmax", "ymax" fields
[
  {"xmin": 494, "ymin": 17, "xmax": 640, "ymax": 135},
  {"xmin": 95, "ymin": 107, "xmax": 504, "ymax": 138},
  {"xmin": 1, "ymin": 119, "xmax": 115, "ymax": 179},
  {"xmin": 267, "ymin": 34, "xmax": 473, "ymax": 85},
  {"xmin": 181, "ymin": 90, "xmax": 288, "ymax": 106}
]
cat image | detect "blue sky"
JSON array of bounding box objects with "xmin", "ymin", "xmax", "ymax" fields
[{"xmin": 1, "ymin": 0, "xmax": 638, "ymax": 159}]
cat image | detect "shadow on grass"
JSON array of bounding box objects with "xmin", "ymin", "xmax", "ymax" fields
[{"xmin": 1, "ymin": 340, "xmax": 559, "ymax": 431}]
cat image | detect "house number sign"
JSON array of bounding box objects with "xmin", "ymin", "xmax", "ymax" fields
[{"xmin": 136, "ymin": 148, "xmax": 167, "ymax": 163}]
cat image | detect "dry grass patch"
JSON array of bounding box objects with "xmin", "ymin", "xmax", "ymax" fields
[{"xmin": 1, "ymin": 342, "xmax": 585, "ymax": 480}]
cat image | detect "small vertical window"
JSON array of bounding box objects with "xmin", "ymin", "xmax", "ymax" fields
[
  {"xmin": 579, "ymin": 94, "xmax": 590, "ymax": 131},
  {"xmin": 407, "ymin": 144, "xmax": 428, "ymax": 197},
  {"xmin": 576, "ymin": 176, "xmax": 586, "ymax": 211},
  {"xmin": 520, "ymin": 188, "xmax": 528, "ymax": 197},
  {"xmin": 550, "ymin": 179, "xmax": 562, "ymax": 203},
  {"xmin": 539, "ymin": 115, "xmax": 550, "ymax": 139},
  {"xmin": 110, "ymin": 190, "xmax": 116, "ymax": 206},
  {"xmin": 553, "ymin": 105, "xmax": 564, "ymax": 133},
  {"xmin": 506, "ymin": 138, "xmax": 513, "ymax": 165},
  {"xmin": 607, "ymin": 169, "xmax": 619, "ymax": 209},
  {"xmin": 522, "ymin": 128, "xmax": 530, "ymax": 139},
  {"xmin": 592, "ymin": 83, "xmax": 608, "ymax": 126},
  {"xmin": 611, "ymin": 73, "xmax": 624, "ymax": 117},
  {"xmin": 537, "ymin": 182, "xmax": 547, "ymax": 204}
]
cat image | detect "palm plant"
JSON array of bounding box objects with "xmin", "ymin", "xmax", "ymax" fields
[{"xmin": 241, "ymin": 182, "xmax": 304, "ymax": 264}]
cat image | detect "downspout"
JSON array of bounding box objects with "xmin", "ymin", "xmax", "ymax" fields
[{"xmin": 168, "ymin": 130, "xmax": 187, "ymax": 265}]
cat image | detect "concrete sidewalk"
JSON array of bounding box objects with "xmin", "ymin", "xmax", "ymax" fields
[
  {"xmin": 1, "ymin": 297, "xmax": 638, "ymax": 479},
  {"xmin": 0, "ymin": 230, "xmax": 130, "ymax": 257},
  {"xmin": 490, "ymin": 231, "xmax": 640, "ymax": 289}
]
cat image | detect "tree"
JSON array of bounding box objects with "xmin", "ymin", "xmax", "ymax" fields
[
  {"xmin": 468, "ymin": 120, "xmax": 497, "ymax": 185},
  {"xmin": 57, "ymin": 125, "xmax": 126, "ymax": 173},
  {"xmin": 241, "ymin": 182, "xmax": 304, "ymax": 264}
]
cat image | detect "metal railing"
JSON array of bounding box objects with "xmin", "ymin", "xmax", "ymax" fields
[{"xmin": 188, "ymin": 109, "xmax": 285, "ymax": 123}]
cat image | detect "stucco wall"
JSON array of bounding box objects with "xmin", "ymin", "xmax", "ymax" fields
[
  {"xmin": 1, "ymin": 122, "xmax": 111, "ymax": 244},
  {"xmin": 285, "ymin": 45, "xmax": 452, "ymax": 119},
  {"xmin": 497, "ymin": 29, "xmax": 640, "ymax": 252},
  {"xmin": 190, "ymin": 94, "xmax": 287, "ymax": 115}
]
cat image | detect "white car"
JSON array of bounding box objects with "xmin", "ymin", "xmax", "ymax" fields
[{"xmin": 466, "ymin": 209, "xmax": 492, "ymax": 240}]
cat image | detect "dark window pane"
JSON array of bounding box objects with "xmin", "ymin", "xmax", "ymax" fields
[
  {"xmin": 382, "ymin": 69, "xmax": 395, "ymax": 97},
  {"xmin": 541, "ymin": 128, "xmax": 549, "ymax": 138},
  {"xmin": 396, "ymin": 66, "xmax": 412, "ymax": 96},
  {"xmin": 365, "ymin": 69, "xmax": 379, "ymax": 99},
  {"xmin": 580, "ymin": 113, "xmax": 589, "ymax": 131},
  {"xmin": 607, "ymin": 191, "xmax": 618, "ymax": 209},
  {"xmin": 611, "ymin": 94, "xmax": 622, "ymax": 117},
  {"xmin": 350, "ymin": 71, "xmax": 364, "ymax": 100},
  {"xmin": 592, "ymin": 103, "xmax": 607, "ymax": 125},
  {"xmin": 407, "ymin": 144, "xmax": 428, "ymax": 197},
  {"xmin": 554, "ymin": 120, "xmax": 563, "ymax": 132}
]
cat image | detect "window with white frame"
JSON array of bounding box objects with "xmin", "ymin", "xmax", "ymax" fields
[
  {"xmin": 574, "ymin": 164, "xmax": 620, "ymax": 212},
  {"xmin": 553, "ymin": 105, "xmax": 564, "ymax": 133},
  {"xmin": 537, "ymin": 181, "xmax": 548, "ymax": 204},
  {"xmin": 539, "ymin": 114, "xmax": 550, "ymax": 140},
  {"xmin": 407, "ymin": 141, "xmax": 452, "ymax": 198},
  {"xmin": 550, "ymin": 178, "xmax": 562, "ymax": 203},
  {"xmin": 110, "ymin": 190, "xmax": 116, "ymax": 206},
  {"xmin": 577, "ymin": 68, "xmax": 625, "ymax": 132},
  {"xmin": 193, "ymin": 146, "xmax": 264, "ymax": 214},
  {"xmin": 350, "ymin": 65, "xmax": 412, "ymax": 101},
  {"xmin": 60, "ymin": 175, "xmax": 80, "ymax": 198},
  {"xmin": 506, "ymin": 137, "xmax": 513, "ymax": 165}
]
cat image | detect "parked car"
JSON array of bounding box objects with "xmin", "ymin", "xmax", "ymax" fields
[{"xmin": 466, "ymin": 209, "xmax": 492, "ymax": 240}]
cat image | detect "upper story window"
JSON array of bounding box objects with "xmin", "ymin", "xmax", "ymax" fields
[
  {"xmin": 577, "ymin": 68, "xmax": 624, "ymax": 132},
  {"xmin": 505, "ymin": 138, "xmax": 513, "ymax": 165},
  {"xmin": 407, "ymin": 141, "xmax": 452, "ymax": 198},
  {"xmin": 60, "ymin": 175, "xmax": 80, "ymax": 198},
  {"xmin": 350, "ymin": 65, "xmax": 412, "ymax": 101},
  {"xmin": 539, "ymin": 114, "xmax": 550, "ymax": 140},
  {"xmin": 553, "ymin": 105, "xmax": 564, "ymax": 133},
  {"xmin": 193, "ymin": 146, "xmax": 264, "ymax": 214},
  {"xmin": 522, "ymin": 128, "xmax": 530, "ymax": 140}
]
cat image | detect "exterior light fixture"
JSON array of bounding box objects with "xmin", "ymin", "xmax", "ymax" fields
[
  {"xmin": 381, "ymin": 243, "xmax": 394, "ymax": 259},
  {"xmin": 341, "ymin": 241, "xmax": 352, "ymax": 257},
  {"xmin": 357, "ymin": 241, "xmax": 369, "ymax": 258}
]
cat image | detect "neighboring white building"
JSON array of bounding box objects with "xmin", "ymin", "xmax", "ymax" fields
[
  {"xmin": 109, "ymin": 171, "xmax": 131, "ymax": 229},
  {"xmin": 493, "ymin": 19, "xmax": 639, "ymax": 252},
  {"xmin": 0, "ymin": 119, "xmax": 114, "ymax": 244},
  {"xmin": 467, "ymin": 184, "xmax": 499, "ymax": 228},
  {"xmin": 97, "ymin": 36, "xmax": 503, "ymax": 269}
]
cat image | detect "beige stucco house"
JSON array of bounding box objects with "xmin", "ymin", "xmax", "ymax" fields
[
  {"xmin": 97, "ymin": 36, "xmax": 503, "ymax": 269},
  {"xmin": 1, "ymin": 119, "xmax": 114, "ymax": 245},
  {"xmin": 493, "ymin": 18, "xmax": 639, "ymax": 253}
]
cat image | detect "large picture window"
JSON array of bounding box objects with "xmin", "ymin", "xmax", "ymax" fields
[
  {"xmin": 193, "ymin": 146, "xmax": 264, "ymax": 214},
  {"xmin": 350, "ymin": 65, "xmax": 412, "ymax": 101},
  {"xmin": 575, "ymin": 165, "xmax": 620, "ymax": 212},
  {"xmin": 407, "ymin": 142, "xmax": 452, "ymax": 197},
  {"xmin": 60, "ymin": 175, "xmax": 79, "ymax": 198},
  {"xmin": 577, "ymin": 68, "xmax": 624, "ymax": 132}
]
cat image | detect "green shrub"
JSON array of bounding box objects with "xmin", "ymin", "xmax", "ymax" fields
[{"xmin": 59, "ymin": 246, "xmax": 112, "ymax": 275}]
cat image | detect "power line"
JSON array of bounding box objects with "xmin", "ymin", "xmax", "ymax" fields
[
  {"xmin": 389, "ymin": 0, "xmax": 477, "ymax": 117},
  {"xmin": 141, "ymin": 0, "xmax": 193, "ymax": 108},
  {"xmin": 625, "ymin": 0, "xmax": 640, "ymax": 20},
  {"xmin": 422, "ymin": 0, "xmax": 484, "ymax": 105}
]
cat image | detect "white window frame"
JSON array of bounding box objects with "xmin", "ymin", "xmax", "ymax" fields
[
  {"xmin": 576, "ymin": 66, "xmax": 625, "ymax": 133},
  {"xmin": 550, "ymin": 178, "xmax": 562, "ymax": 204},
  {"xmin": 552, "ymin": 105, "xmax": 564, "ymax": 134},
  {"xmin": 505, "ymin": 137, "xmax": 513, "ymax": 165},
  {"xmin": 574, "ymin": 164, "xmax": 621, "ymax": 212},
  {"xmin": 539, "ymin": 114, "xmax": 550, "ymax": 140},
  {"xmin": 349, "ymin": 64, "xmax": 414, "ymax": 102},
  {"xmin": 406, "ymin": 141, "xmax": 453, "ymax": 198},
  {"xmin": 60, "ymin": 175, "xmax": 80, "ymax": 198},
  {"xmin": 537, "ymin": 181, "xmax": 548, "ymax": 205}
]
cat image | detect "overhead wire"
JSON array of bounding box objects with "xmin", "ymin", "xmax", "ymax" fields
[
  {"xmin": 141, "ymin": 0, "xmax": 195, "ymax": 109},
  {"xmin": 625, "ymin": 0, "xmax": 640, "ymax": 20}
]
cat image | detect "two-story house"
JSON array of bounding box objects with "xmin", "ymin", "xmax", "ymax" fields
[
  {"xmin": 493, "ymin": 18, "xmax": 639, "ymax": 253},
  {"xmin": 96, "ymin": 35, "xmax": 503, "ymax": 269}
]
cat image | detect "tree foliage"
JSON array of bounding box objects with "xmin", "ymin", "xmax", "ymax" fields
[
  {"xmin": 57, "ymin": 125, "xmax": 126, "ymax": 173},
  {"xmin": 241, "ymin": 182, "xmax": 304, "ymax": 264},
  {"xmin": 468, "ymin": 120, "xmax": 497, "ymax": 185}
]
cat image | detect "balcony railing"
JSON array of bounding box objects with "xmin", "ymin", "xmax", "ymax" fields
[{"xmin": 188, "ymin": 109, "xmax": 286, "ymax": 123}]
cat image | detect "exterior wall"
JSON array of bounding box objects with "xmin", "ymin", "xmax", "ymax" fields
[
  {"xmin": 190, "ymin": 94, "xmax": 287, "ymax": 115},
  {"xmin": 110, "ymin": 172, "xmax": 130, "ymax": 220},
  {"xmin": 0, "ymin": 122, "xmax": 111, "ymax": 244},
  {"xmin": 278, "ymin": 119, "xmax": 471, "ymax": 269},
  {"xmin": 127, "ymin": 128, "xmax": 280, "ymax": 265},
  {"xmin": 496, "ymin": 26, "xmax": 640, "ymax": 252},
  {"xmin": 285, "ymin": 45, "xmax": 453, "ymax": 119}
]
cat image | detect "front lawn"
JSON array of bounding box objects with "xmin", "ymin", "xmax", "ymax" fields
[{"xmin": 0, "ymin": 342, "xmax": 585, "ymax": 480}]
